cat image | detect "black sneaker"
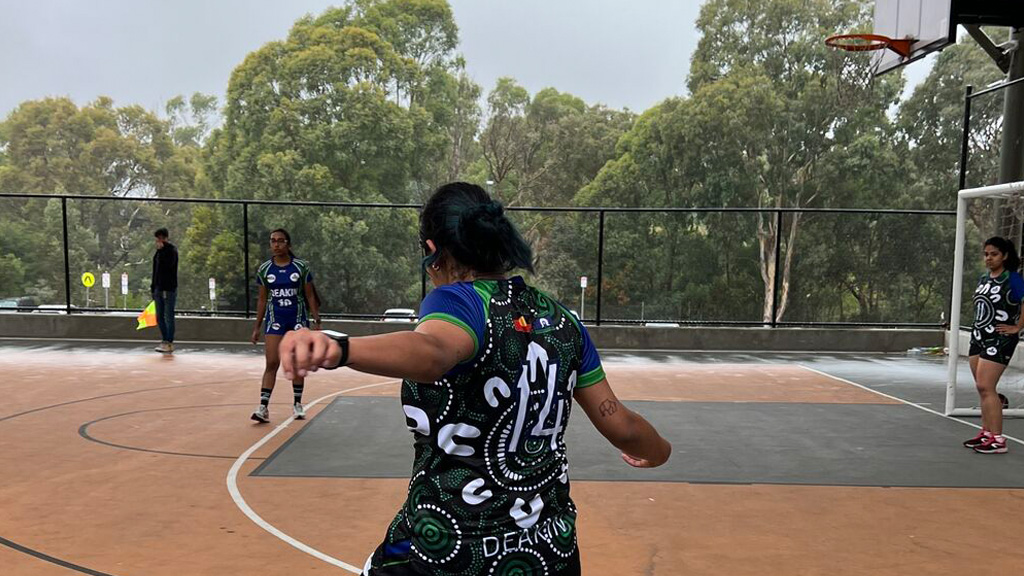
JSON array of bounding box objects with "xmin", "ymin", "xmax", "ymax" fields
[{"xmin": 963, "ymin": 430, "xmax": 989, "ymax": 448}]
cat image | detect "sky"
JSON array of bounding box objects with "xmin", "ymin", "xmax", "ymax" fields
[{"xmin": 0, "ymin": 0, "xmax": 934, "ymax": 120}]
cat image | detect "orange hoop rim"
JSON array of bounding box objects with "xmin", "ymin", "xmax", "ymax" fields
[{"xmin": 825, "ymin": 34, "xmax": 913, "ymax": 58}]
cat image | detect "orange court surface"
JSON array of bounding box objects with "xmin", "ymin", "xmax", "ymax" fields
[{"xmin": 3, "ymin": 341, "xmax": 1024, "ymax": 575}]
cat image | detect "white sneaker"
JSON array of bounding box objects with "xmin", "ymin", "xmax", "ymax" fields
[
  {"xmin": 251, "ymin": 405, "xmax": 270, "ymax": 423},
  {"xmin": 293, "ymin": 403, "xmax": 306, "ymax": 420},
  {"xmin": 154, "ymin": 341, "xmax": 168, "ymax": 352}
]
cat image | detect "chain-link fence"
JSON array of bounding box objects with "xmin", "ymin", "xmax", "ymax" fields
[{"xmin": 0, "ymin": 193, "xmax": 956, "ymax": 327}]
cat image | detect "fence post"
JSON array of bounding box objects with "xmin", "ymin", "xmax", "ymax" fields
[
  {"xmin": 243, "ymin": 202, "xmax": 251, "ymax": 318},
  {"xmin": 958, "ymin": 85, "xmax": 973, "ymax": 191},
  {"xmin": 61, "ymin": 197, "xmax": 72, "ymax": 314},
  {"xmin": 596, "ymin": 210, "xmax": 605, "ymax": 326},
  {"xmin": 770, "ymin": 210, "xmax": 783, "ymax": 327},
  {"xmin": 952, "ymin": 86, "xmax": 973, "ymax": 328}
]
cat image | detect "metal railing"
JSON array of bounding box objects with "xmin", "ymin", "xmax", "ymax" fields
[
  {"xmin": 0, "ymin": 192, "xmax": 957, "ymax": 328},
  {"xmin": 958, "ymin": 76, "xmax": 1024, "ymax": 190}
]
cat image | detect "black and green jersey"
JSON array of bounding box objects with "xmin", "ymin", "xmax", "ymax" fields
[
  {"xmin": 970, "ymin": 270, "xmax": 1024, "ymax": 364},
  {"xmin": 972, "ymin": 270, "xmax": 1024, "ymax": 339},
  {"xmin": 364, "ymin": 277, "xmax": 604, "ymax": 576}
]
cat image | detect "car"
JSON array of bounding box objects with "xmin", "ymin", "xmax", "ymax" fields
[
  {"xmin": 32, "ymin": 304, "xmax": 80, "ymax": 314},
  {"xmin": 0, "ymin": 296, "xmax": 38, "ymax": 311},
  {"xmin": 643, "ymin": 322, "xmax": 681, "ymax": 328},
  {"xmin": 382, "ymin": 308, "xmax": 417, "ymax": 323}
]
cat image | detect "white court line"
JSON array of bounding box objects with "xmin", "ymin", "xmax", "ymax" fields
[
  {"xmin": 227, "ymin": 381, "xmax": 396, "ymax": 574},
  {"xmin": 799, "ymin": 364, "xmax": 1024, "ymax": 447}
]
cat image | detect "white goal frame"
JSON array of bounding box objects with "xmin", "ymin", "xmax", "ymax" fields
[{"xmin": 947, "ymin": 180, "xmax": 1024, "ymax": 416}]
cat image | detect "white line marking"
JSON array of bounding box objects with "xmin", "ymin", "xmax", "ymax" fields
[
  {"xmin": 799, "ymin": 365, "xmax": 1024, "ymax": 447},
  {"xmin": 227, "ymin": 381, "xmax": 396, "ymax": 574}
]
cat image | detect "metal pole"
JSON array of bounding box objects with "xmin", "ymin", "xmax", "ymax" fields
[
  {"xmin": 958, "ymin": 85, "xmax": 973, "ymax": 192},
  {"xmin": 946, "ymin": 194, "xmax": 968, "ymax": 415},
  {"xmin": 770, "ymin": 210, "xmax": 783, "ymax": 327},
  {"xmin": 953, "ymin": 85, "xmax": 972, "ymax": 345},
  {"xmin": 596, "ymin": 210, "xmax": 605, "ymax": 326},
  {"xmin": 243, "ymin": 202, "xmax": 251, "ymax": 318},
  {"xmin": 421, "ymin": 241, "xmax": 427, "ymax": 304},
  {"xmin": 61, "ymin": 197, "xmax": 72, "ymax": 314},
  {"xmin": 998, "ymin": 27, "xmax": 1024, "ymax": 237},
  {"xmin": 580, "ymin": 287, "xmax": 585, "ymax": 321}
]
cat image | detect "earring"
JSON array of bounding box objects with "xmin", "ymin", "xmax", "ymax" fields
[{"xmin": 430, "ymin": 263, "xmax": 441, "ymax": 271}]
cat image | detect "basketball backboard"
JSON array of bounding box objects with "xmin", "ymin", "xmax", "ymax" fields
[{"xmin": 873, "ymin": 0, "xmax": 956, "ymax": 75}]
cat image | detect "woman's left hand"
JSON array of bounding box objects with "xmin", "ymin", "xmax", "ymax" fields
[{"xmin": 996, "ymin": 324, "xmax": 1021, "ymax": 335}]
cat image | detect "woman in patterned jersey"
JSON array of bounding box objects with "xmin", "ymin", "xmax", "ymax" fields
[
  {"xmin": 963, "ymin": 236, "xmax": 1024, "ymax": 454},
  {"xmin": 279, "ymin": 182, "xmax": 671, "ymax": 575}
]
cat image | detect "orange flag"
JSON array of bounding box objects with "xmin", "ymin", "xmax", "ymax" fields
[{"xmin": 136, "ymin": 301, "xmax": 157, "ymax": 330}]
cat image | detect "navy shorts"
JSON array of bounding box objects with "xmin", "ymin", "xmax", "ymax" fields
[{"xmin": 264, "ymin": 316, "xmax": 309, "ymax": 336}]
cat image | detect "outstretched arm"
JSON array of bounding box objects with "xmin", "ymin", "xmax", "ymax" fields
[
  {"xmin": 279, "ymin": 319, "xmax": 474, "ymax": 383},
  {"xmin": 574, "ymin": 378, "xmax": 671, "ymax": 468}
]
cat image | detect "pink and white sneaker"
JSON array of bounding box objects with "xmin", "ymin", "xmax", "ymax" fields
[{"xmin": 974, "ymin": 435, "xmax": 1008, "ymax": 454}]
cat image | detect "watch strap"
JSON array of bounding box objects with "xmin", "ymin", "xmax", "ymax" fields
[{"xmin": 321, "ymin": 330, "xmax": 349, "ymax": 369}]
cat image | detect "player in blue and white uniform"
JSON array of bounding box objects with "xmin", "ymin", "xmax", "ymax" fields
[{"xmin": 250, "ymin": 228, "xmax": 321, "ymax": 423}]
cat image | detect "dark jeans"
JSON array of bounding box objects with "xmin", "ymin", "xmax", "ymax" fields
[{"xmin": 154, "ymin": 290, "xmax": 176, "ymax": 343}]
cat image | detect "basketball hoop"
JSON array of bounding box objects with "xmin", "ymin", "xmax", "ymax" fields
[
  {"xmin": 825, "ymin": 34, "xmax": 914, "ymax": 58},
  {"xmin": 823, "ymin": 33, "xmax": 914, "ymax": 106}
]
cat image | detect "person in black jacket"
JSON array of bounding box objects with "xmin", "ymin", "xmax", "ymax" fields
[{"xmin": 152, "ymin": 228, "xmax": 179, "ymax": 353}]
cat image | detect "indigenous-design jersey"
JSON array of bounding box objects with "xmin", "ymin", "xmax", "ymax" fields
[
  {"xmin": 256, "ymin": 258, "xmax": 312, "ymax": 331},
  {"xmin": 365, "ymin": 277, "xmax": 604, "ymax": 576},
  {"xmin": 972, "ymin": 270, "xmax": 1024, "ymax": 343}
]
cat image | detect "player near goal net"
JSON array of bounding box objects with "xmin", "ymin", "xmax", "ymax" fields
[{"xmin": 963, "ymin": 237, "xmax": 1024, "ymax": 454}]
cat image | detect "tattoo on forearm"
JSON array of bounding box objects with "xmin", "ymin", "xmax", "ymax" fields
[{"xmin": 598, "ymin": 399, "xmax": 619, "ymax": 417}]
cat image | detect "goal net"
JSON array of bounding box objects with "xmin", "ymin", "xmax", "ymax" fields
[{"xmin": 947, "ymin": 180, "xmax": 1024, "ymax": 416}]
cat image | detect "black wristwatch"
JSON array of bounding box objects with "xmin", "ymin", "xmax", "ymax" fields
[{"xmin": 321, "ymin": 330, "xmax": 350, "ymax": 369}]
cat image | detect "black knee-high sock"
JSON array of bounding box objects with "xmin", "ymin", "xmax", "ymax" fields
[
  {"xmin": 293, "ymin": 381, "xmax": 304, "ymax": 405},
  {"xmin": 260, "ymin": 388, "xmax": 273, "ymax": 408}
]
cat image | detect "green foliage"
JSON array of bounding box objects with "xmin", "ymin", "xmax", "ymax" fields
[
  {"xmin": 0, "ymin": 97, "xmax": 201, "ymax": 306},
  {"xmin": 166, "ymin": 92, "xmax": 220, "ymax": 148},
  {"xmin": 575, "ymin": 0, "xmax": 953, "ymax": 324}
]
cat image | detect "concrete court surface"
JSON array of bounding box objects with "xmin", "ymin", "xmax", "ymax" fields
[{"xmin": 2, "ymin": 339, "xmax": 1024, "ymax": 575}]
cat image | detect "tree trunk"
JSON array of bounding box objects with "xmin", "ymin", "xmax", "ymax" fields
[
  {"xmin": 774, "ymin": 212, "xmax": 801, "ymax": 321},
  {"xmin": 757, "ymin": 211, "xmax": 777, "ymax": 323}
]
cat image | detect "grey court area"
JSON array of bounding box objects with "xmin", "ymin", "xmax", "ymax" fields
[
  {"xmin": 254, "ymin": 393, "xmax": 1024, "ymax": 488},
  {"xmin": 8, "ymin": 340, "xmax": 1024, "ymax": 487}
]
